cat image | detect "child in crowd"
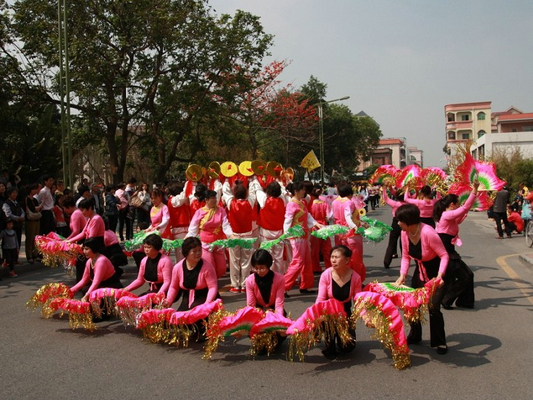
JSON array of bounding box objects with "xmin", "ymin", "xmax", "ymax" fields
[
  {"xmin": 1, "ymin": 218, "xmax": 20, "ymax": 278},
  {"xmin": 507, "ymin": 205, "xmax": 524, "ymax": 234}
]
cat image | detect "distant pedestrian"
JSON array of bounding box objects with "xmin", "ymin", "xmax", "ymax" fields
[
  {"xmin": 1, "ymin": 218, "xmax": 20, "ymax": 278},
  {"xmin": 493, "ymin": 186, "xmax": 511, "ymax": 239}
]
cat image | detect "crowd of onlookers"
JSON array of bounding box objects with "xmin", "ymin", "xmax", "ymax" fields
[
  {"xmin": 0, "ymin": 172, "xmax": 154, "ymax": 279},
  {"xmin": 488, "ymin": 184, "xmax": 532, "ymax": 238}
]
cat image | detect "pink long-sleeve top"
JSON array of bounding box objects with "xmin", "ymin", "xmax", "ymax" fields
[
  {"xmin": 124, "ymin": 254, "xmax": 173, "ymax": 294},
  {"xmin": 404, "ymin": 191, "xmax": 438, "ymax": 218},
  {"xmin": 67, "ymin": 209, "xmax": 87, "ymax": 240},
  {"xmin": 400, "ymin": 224, "xmax": 450, "ymax": 280},
  {"xmin": 382, "ymin": 189, "xmax": 403, "ymax": 217},
  {"xmin": 316, "ymin": 267, "xmax": 362, "ymax": 304},
  {"xmin": 245, "ymin": 271, "xmax": 285, "ymax": 315},
  {"xmin": 186, "ymin": 206, "xmax": 233, "ymax": 243},
  {"xmin": 435, "ymin": 191, "xmax": 476, "ymax": 237},
  {"xmin": 283, "ymin": 198, "xmax": 317, "ymax": 237},
  {"xmin": 150, "ymin": 204, "xmax": 170, "ymax": 233},
  {"xmin": 69, "ymin": 213, "xmax": 105, "ymax": 242},
  {"xmin": 104, "ymin": 230, "xmax": 119, "ymax": 246},
  {"xmin": 70, "ymin": 255, "xmax": 115, "ymax": 295},
  {"xmin": 166, "ymin": 258, "xmax": 218, "ymax": 307}
]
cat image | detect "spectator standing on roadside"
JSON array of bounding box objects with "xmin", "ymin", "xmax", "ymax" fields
[
  {"xmin": 2, "ymin": 188, "xmax": 24, "ymax": 262},
  {"xmin": 91, "ymin": 183, "xmax": 104, "ymax": 215},
  {"xmin": 493, "ymin": 186, "xmax": 511, "ymax": 239},
  {"xmin": 116, "ymin": 183, "xmax": 131, "ymax": 241},
  {"xmin": 1, "ymin": 218, "xmax": 20, "ymax": 277},
  {"xmin": 104, "ymin": 185, "xmax": 120, "ymax": 233},
  {"xmin": 38, "ymin": 175, "xmax": 55, "ymax": 234},
  {"xmin": 25, "ymin": 183, "xmax": 42, "ymax": 263}
]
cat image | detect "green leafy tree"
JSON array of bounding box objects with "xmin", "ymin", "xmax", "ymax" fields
[{"xmin": 10, "ymin": 0, "xmax": 273, "ymax": 183}]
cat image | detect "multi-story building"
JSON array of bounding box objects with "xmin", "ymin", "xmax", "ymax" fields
[
  {"xmin": 358, "ymin": 138, "xmax": 407, "ymax": 171},
  {"xmin": 444, "ymin": 101, "xmax": 492, "ymax": 160},
  {"xmin": 445, "ymin": 102, "xmax": 533, "ymax": 161}
]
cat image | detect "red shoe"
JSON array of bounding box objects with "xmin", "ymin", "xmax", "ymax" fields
[
  {"xmin": 229, "ymin": 287, "xmax": 240, "ymax": 293},
  {"xmin": 9, "ymin": 271, "xmax": 18, "ymax": 278},
  {"xmin": 240, "ymin": 288, "xmax": 246, "ymax": 293}
]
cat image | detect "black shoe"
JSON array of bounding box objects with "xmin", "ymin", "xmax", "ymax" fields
[
  {"xmin": 284, "ymin": 292, "xmax": 291, "ymax": 299},
  {"xmin": 321, "ymin": 348, "xmax": 337, "ymax": 360},
  {"xmin": 407, "ymin": 336, "xmax": 422, "ymax": 345},
  {"xmin": 437, "ymin": 345, "xmax": 448, "ymax": 355},
  {"xmin": 299, "ymin": 289, "xmax": 316, "ymax": 294},
  {"xmin": 391, "ymin": 254, "xmax": 398, "ymax": 259},
  {"xmin": 384, "ymin": 264, "xmax": 390, "ymax": 269},
  {"xmin": 442, "ymin": 304, "xmax": 454, "ymax": 310}
]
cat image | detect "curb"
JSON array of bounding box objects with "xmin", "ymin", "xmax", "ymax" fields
[{"xmin": 518, "ymin": 253, "xmax": 533, "ymax": 271}]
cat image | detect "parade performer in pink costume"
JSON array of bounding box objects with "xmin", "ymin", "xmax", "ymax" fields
[
  {"xmin": 331, "ymin": 183, "xmax": 366, "ymax": 282},
  {"xmin": 310, "ymin": 185, "xmax": 332, "ymax": 273},
  {"xmin": 145, "ymin": 189, "xmax": 171, "ymax": 239},
  {"xmin": 395, "ymin": 204, "xmax": 449, "ymax": 355},
  {"xmin": 404, "ymin": 185, "xmax": 439, "ymax": 228},
  {"xmin": 186, "ymin": 190, "xmax": 233, "ymax": 278},
  {"xmin": 124, "ymin": 234, "xmax": 173, "ymax": 295},
  {"xmin": 435, "ymin": 181, "xmax": 479, "ymax": 309},
  {"xmin": 382, "ymin": 184, "xmax": 405, "ymax": 269},
  {"xmin": 283, "ymin": 182, "xmax": 322, "ymax": 295},
  {"xmin": 67, "ymin": 198, "xmax": 105, "ymax": 283},
  {"xmin": 69, "ymin": 237, "xmax": 123, "ymax": 301},
  {"xmin": 316, "ymin": 245, "xmax": 361, "ymax": 359},
  {"xmin": 223, "ymin": 180, "xmax": 257, "ymax": 292},
  {"xmin": 251, "ymin": 179, "xmax": 287, "ymax": 274},
  {"xmin": 245, "ymin": 249, "xmax": 285, "ymax": 315}
]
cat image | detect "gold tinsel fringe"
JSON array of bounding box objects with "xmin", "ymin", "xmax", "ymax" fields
[
  {"xmin": 351, "ymin": 302, "xmax": 411, "ymax": 370},
  {"xmin": 202, "ymin": 308, "xmax": 233, "ymax": 359},
  {"xmin": 287, "ymin": 314, "xmax": 352, "ymax": 362},
  {"xmin": 26, "ymin": 283, "xmax": 71, "ymax": 318},
  {"xmin": 68, "ymin": 312, "xmax": 96, "ymax": 331},
  {"xmin": 250, "ymin": 333, "xmax": 278, "ymax": 357}
]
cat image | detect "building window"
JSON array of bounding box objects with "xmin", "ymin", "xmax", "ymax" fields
[
  {"xmin": 461, "ymin": 114, "xmax": 470, "ymax": 121},
  {"xmin": 447, "ymin": 113, "xmax": 455, "ymax": 122},
  {"xmin": 447, "ymin": 131, "xmax": 456, "ymax": 140},
  {"xmin": 523, "ymin": 125, "xmax": 533, "ymax": 132},
  {"xmin": 462, "ymin": 132, "xmax": 470, "ymax": 140},
  {"xmin": 512, "ymin": 129, "xmax": 517, "ymax": 132},
  {"xmin": 478, "ymin": 130, "xmax": 486, "ymax": 138},
  {"xmin": 477, "ymin": 112, "xmax": 486, "ymax": 121}
]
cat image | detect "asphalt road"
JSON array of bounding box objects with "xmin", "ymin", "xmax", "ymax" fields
[{"xmin": 1, "ymin": 207, "xmax": 532, "ymax": 400}]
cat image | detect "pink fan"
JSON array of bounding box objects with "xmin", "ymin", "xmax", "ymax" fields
[
  {"xmin": 115, "ymin": 293, "xmax": 164, "ymax": 327},
  {"xmin": 395, "ymin": 165, "xmax": 422, "ymax": 189},
  {"xmin": 249, "ymin": 311, "xmax": 293, "ymax": 336},
  {"xmin": 352, "ymin": 292, "xmax": 411, "ymax": 370},
  {"xmin": 368, "ymin": 165, "xmax": 398, "ymax": 185},
  {"xmin": 169, "ymin": 299, "xmax": 223, "ymax": 326},
  {"xmin": 363, "ymin": 278, "xmax": 440, "ymax": 323},
  {"xmin": 455, "ymin": 153, "xmax": 505, "ymax": 191},
  {"xmin": 448, "ymin": 183, "xmax": 493, "ymax": 211},
  {"xmin": 421, "ymin": 167, "xmax": 447, "ymax": 187},
  {"xmin": 55, "ymin": 298, "xmax": 96, "ymax": 331}
]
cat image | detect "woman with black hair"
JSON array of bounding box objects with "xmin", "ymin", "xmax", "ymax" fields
[
  {"xmin": 382, "ymin": 184, "xmax": 405, "ymax": 269},
  {"xmin": 186, "ymin": 190, "xmax": 233, "ymax": 278},
  {"xmin": 124, "ymin": 234, "xmax": 173, "ymax": 295},
  {"xmin": 404, "ymin": 185, "xmax": 438, "ymax": 228},
  {"xmin": 166, "ymin": 237, "xmax": 219, "ymax": 341},
  {"xmin": 283, "ymin": 181, "xmax": 322, "ymax": 295},
  {"xmin": 245, "ymin": 249, "xmax": 285, "ymax": 315},
  {"xmin": 395, "ymin": 203, "xmax": 450, "ymax": 355},
  {"xmin": 434, "ymin": 181, "xmax": 479, "ymax": 309},
  {"xmin": 316, "ymin": 245, "xmax": 361, "ymax": 360},
  {"xmin": 69, "ymin": 237, "xmax": 123, "ymax": 302}
]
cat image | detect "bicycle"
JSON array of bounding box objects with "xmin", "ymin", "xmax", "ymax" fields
[{"xmin": 526, "ymin": 221, "xmax": 533, "ymax": 247}]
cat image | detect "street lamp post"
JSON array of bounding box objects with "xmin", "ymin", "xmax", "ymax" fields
[{"xmin": 318, "ymin": 96, "xmax": 350, "ymax": 183}]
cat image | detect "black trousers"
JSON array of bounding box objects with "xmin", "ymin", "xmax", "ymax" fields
[
  {"xmin": 383, "ymin": 217, "xmax": 401, "ymax": 267},
  {"xmin": 408, "ymin": 258, "xmax": 447, "ymax": 347},
  {"xmin": 493, "ymin": 211, "xmax": 511, "ymax": 237},
  {"xmin": 40, "ymin": 210, "xmax": 55, "ymax": 235},
  {"xmin": 439, "ymin": 233, "xmax": 475, "ymax": 308}
]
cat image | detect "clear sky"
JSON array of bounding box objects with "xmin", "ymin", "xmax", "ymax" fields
[{"xmin": 209, "ymin": 0, "xmax": 533, "ymax": 167}]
